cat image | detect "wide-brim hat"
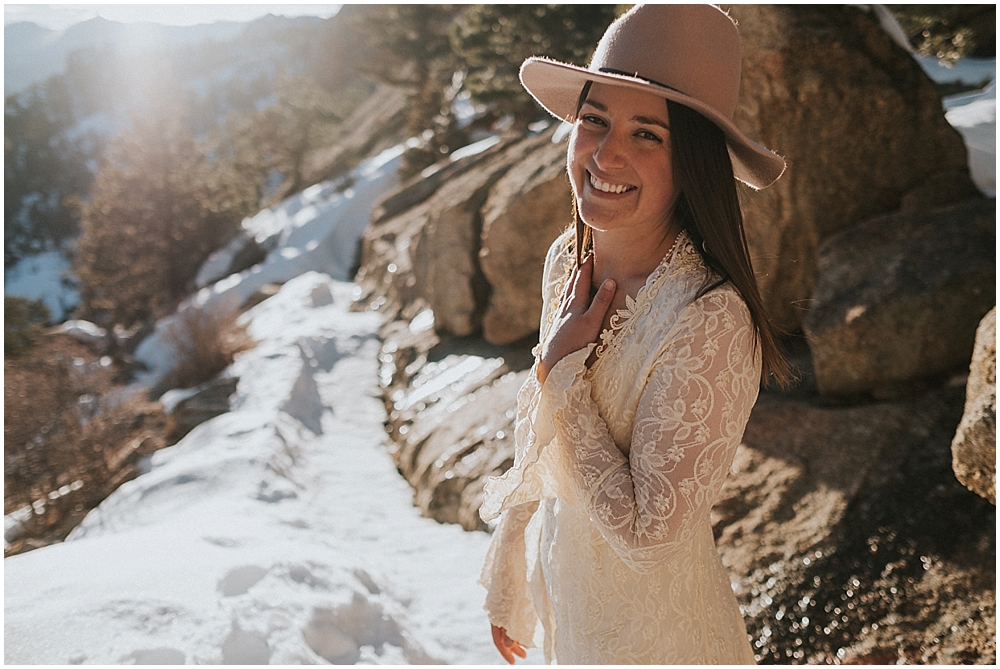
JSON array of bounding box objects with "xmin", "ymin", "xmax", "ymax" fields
[{"xmin": 520, "ymin": 4, "xmax": 785, "ymax": 190}]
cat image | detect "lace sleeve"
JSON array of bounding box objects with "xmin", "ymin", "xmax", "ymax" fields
[
  {"xmin": 543, "ymin": 288, "xmax": 761, "ymax": 573},
  {"xmin": 479, "ymin": 501, "xmax": 540, "ymax": 646}
]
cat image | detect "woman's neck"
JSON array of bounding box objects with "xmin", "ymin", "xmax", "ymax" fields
[{"xmin": 590, "ymin": 219, "xmax": 681, "ymax": 288}]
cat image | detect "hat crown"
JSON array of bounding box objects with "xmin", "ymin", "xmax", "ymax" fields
[{"xmin": 589, "ymin": 4, "xmax": 742, "ymax": 120}]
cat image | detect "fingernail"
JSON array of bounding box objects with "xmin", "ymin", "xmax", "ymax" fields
[{"xmin": 603, "ymin": 279, "xmax": 615, "ymax": 291}]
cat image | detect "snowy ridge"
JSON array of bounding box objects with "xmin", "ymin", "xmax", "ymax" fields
[
  {"xmin": 4, "ymin": 273, "xmax": 516, "ymax": 664},
  {"xmin": 133, "ymin": 145, "xmax": 404, "ymax": 386}
]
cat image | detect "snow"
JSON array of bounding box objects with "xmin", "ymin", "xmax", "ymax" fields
[
  {"xmin": 5, "ymin": 270, "xmax": 539, "ymax": 664},
  {"xmin": 55, "ymin": 319, "xmax": 107, "ymax": 343},
  {"xmin": 3, "ymin": 247, "xmax": 79, "ymax": 321},
  {"xmin": 134, "ymin": 144, "xmax": 405, "ymax": 386},
  {"xmin": 944, "ymin": 81, "xmax": 996, "ymax": 196}
]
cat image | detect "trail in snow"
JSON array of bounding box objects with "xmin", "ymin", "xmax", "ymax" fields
[{"xmin": 4, "ymin": 273, "xmax": 539, "ymax": 664}]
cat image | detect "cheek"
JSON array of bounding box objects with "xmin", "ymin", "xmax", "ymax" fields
[
  {"xmin": 645, "ymin": 158, "xmax": 676, "ymax": 207},
  {"xmin": 566, "ymin": 135, "xmax": 586, "ymax": 197}
]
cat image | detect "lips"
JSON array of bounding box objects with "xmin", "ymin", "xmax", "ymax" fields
[{"xmin": 589, "ymin": 171, "xmax": 636, "ymax": 194}]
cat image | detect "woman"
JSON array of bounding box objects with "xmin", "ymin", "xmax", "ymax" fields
[{"xmin": 479, "ymin": 4, "xmax": 790, "ymax": 664}]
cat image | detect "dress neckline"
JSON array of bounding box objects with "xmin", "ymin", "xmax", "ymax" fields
[{"xmin": 589, "ymin": 230, "xmax": 693, "ymax": 371}]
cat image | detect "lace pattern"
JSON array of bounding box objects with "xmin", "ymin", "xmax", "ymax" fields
[
  {"xmin": 592, "ymin": 231, "xmax": 686, "ymax": 363},
  {"xmin": 479, "ymin": 230, "xmax": 760, "ymax": 663}
]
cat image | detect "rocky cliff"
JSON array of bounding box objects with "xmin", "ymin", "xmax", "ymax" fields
[{"xmin": 354, "ymin": 5, "xmax": 995, "ymax": 664}]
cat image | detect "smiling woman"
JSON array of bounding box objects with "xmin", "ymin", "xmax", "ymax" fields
[{"xmin": 478, "ymin": 4, "xmax": 791, "ymax": 664}]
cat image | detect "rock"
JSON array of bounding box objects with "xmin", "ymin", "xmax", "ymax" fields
[
  {"xmin": 479, "ymin": 136, "xmax": 571, "ymax": 345},
  {"xmin": 196, "ymin": 230, "xmax": 268, "ymax": 289},
  {"xmin": 377, "ymin": 311, "xmax": 533, "ymax": 531},
  {"xmin": 715, "ymin": 387, "xmax": 995, "ymax": 664},
  {"xmin": 952, "ymin": 307, "xmax": 996, "ymax": 503},
  {"xmin": 370, "ymin": 153, "xmax": 478, "ymax": 226},
  {"xmin": 803, "ymin": 199, "xmax": 995, "ymax": 398},
  {"xmin": 355, "ymin": 130, "xmax": 557, "ymax": 335},
  {"xmin": 728, "ymin": 5, "xmax": 980, "ymax": 331},
  {"xmin": 163, "ymin": 376, "xmax": 238, "ymax": 438},
  {"xmin": 240, "ymin": 283, "xmax": 282, "ymax": 311}
]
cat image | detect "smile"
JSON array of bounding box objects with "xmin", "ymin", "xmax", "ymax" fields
[{"xmin": 589, "ymin": 172, "xmax": 636, "ymax": 194}]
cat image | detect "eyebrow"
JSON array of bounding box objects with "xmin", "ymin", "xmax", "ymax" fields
[{"xmin": 582, "ymin": 98, "xmax": 670, "ymax": 130}]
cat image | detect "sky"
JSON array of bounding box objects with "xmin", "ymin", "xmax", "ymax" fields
[{"xmin": 4, "ymin": 3, "xmax": 343, "ymax": 31}]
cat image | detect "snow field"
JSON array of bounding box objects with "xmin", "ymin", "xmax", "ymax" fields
[{"xmin": 4, "ymin": 274, "xmax": 529, "ymax": 664}]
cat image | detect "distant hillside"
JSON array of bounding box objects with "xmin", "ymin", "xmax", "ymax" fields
[
  {"xmin": 4, "ymin": 17, "xmax": 247, "ymax": 95},
  {"xmin": 4, "ymin": 10, "xmax": 374, "ymax": 270}
]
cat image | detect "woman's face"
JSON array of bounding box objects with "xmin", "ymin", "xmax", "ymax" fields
[{"xmin": 567, "ymin": 83, "xmax": 677, "ymax": 237}]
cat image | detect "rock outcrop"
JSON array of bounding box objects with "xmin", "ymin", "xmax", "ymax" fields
[
  {"xmin": 163, "ymin": 376, "xmax": 239, "ymax": 439},
  {"xmin": 803, "ymin": 199, "xmax": 995, "ymax": 399},
  {"xmin": 718, "ymin": 387, "xmax": 994, "ymax": 664},
  {"xmin": 728, "ymin": 4, "xmax": 980, "ymax": 331},
  {"xmin": 479, "ymin": 139, "xmax": 570, "ymax": 345},
  {"xmin": 952, "ymin": 307, "xmax": 997, "ymax": 504},
  {"xmin": 356, "ymin": 129, "xmax": 565, "ymax": 335}
]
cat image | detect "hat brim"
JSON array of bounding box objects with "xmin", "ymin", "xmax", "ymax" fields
[{"xmin": 520, "ymin": 57, "xmax": 785, "ymax": 190}]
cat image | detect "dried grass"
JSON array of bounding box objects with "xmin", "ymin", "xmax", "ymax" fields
[
  {"xmin": 162, "ymin": 306, "xmax": 255, "ymax": 391},
  {"xmin": 4, "ymin": 334, "xmax": 171, "ymax": 555}
]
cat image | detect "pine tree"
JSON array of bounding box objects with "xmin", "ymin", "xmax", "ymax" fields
[
  {"xmin": 451, "ymin": 5, "xmax": 622, "ymax": 123},
  {"xmin": 223, "ymin": 73, "xmax": 366, "ymax": 203},
  {"xmin": 351, "ymin": 5, "xmax": 465, "ymax": 176},
  {"xmin": 4, "ymin": 75, "xmax": 94, "ymax": 265}
]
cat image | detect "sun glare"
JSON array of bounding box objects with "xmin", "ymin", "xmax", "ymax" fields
[{"xmin": 5, "ymin": 4, "xmax": 342, "ymax": 31}]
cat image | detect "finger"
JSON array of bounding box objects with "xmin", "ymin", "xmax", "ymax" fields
[
  {"xmin": 511, "ymin": 642, "xmax": 527, "ymax": 659},
  {"xmin": 492, "ymin": 625, "xmax": 515, "ymax": 664},
  {"xmin": 587, "ymin": 278, "xmax": 616, "ymax": 315}
]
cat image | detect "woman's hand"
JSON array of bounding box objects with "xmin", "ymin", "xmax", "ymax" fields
[
  {"xmin": 491, "ymin": 624, "xmax": 527, "ymax": 664},
  {"xmin": 538, "ymin": 254, "xmax": 616, "ymax": 385}
]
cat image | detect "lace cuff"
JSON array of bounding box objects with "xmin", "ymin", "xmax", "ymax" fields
[
  {"xmin": 479, "ymin": 345, "xmax": 595, "ymax": 522},
  {"xmin": 480, "ymin": 502, "xmax": 540, "ymax": 647}
]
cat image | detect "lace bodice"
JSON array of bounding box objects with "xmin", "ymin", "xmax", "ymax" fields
[{"xmin": 479, "ymin": 230, "xmax": 760, "ymax": 664}]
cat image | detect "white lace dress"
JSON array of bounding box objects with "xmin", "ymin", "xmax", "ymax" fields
[{"xmin": 479, "ymin": 230, "xmax": 759, "ymax": 664}]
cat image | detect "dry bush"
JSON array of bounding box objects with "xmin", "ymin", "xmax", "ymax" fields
[
  {"xmin": 4, "ymin": 296, "xmax": 50, "ymax": 359},
  {"xmin": 162, "ymin": 305, "xmax": 255, "ymax": 391},
  {"xmin": 4, "ymin": 334, "xmax": 171, "ymax": 555}
]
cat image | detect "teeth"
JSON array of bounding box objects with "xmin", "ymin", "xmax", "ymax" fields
[{"xmin": 589, "ymin": 173, "xmax": 633, "ymax": 194}]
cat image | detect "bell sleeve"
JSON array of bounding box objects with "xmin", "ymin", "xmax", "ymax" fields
[
  {"xmin": 478, "ymin": 232, "xmax": 572, "ymax": 645},
  {"xmin": 479, "ymin": 500, "xmax": 540, "ymax": 646},
  {"xmin": 542, "ymin": 286, "xmax": 761, "ymax": 573},
  {"xmin": 480, "ymin": 232, "xmax": 573, "ymax": 521}
]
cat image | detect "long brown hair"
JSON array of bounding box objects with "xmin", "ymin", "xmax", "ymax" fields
[
  {"xmin": 569, "ymin": 84, "xmax": 791, "ymax": 387},
  {"xmin": 666, "ymin": 99, "xmax": 791, "ymax": 387}
]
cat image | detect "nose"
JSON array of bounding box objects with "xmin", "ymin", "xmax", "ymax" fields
[{"xmin": 593, "ymin": 129, "xmax": 627, "ymax": 171}]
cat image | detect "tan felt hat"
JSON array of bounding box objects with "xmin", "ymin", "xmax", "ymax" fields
[{"xmin": 520, "ymin": 4, "xmax": 785, "ymax": 189}]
